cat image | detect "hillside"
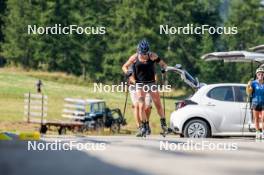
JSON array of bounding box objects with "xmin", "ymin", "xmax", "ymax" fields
[{"xmin": 0, "ymin": 67, "xmax": 187, "ymax": 134}]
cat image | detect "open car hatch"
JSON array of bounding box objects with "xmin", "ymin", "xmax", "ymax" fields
[
  {"xmin": 201, "ymin": 51, "xmax": 264, "ymax": 63},
  {"xmin": 250, "ymin": 45, "xmax": 264, "ymax": 53},
  {"xmin": 166, "ymin": 65, "xmax": 205, "ymax": 90}
]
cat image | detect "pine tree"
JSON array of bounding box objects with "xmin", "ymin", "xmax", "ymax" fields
[
  {"xmin": 0, "ymin": 0, "xmax": 7, "ymax": 66},
  {"xmin": 2, "ymin": 0, "xmax": 44, "ymax": 68},
  {"xmin": 222, "ymin": 0, "xmax": 264, "ymax": 83}
]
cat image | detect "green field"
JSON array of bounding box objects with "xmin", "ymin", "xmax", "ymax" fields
[{"xmin": 0, "ymin": 68, "xmax": 187, "ymax": 134}]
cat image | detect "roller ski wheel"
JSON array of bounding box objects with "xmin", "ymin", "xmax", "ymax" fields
[
  {"xmin": 136, "ymin": 127, "xmax": 147, "ymax": 138},
  {"xmin": 160, "ymin": 132, "xmax": 167, "ymax": 137},
  {"xmin": 255, "ymin": 131, "xmax": 262, "ymax": 141},
  {"xmin": 160, "ymin": 126, "xmax": 173, "ymax": 137},
  {"xmin": 160, "ymin": 118, "xmax": 172, "ymax": 137},
  {"xmin": 146, "ymin": 123, "xmax": 151, "ymax": 135}
]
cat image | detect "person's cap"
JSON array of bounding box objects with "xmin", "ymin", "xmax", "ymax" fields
[{"xmin": 256, "ymin": 67, "xmax": 264, "ymax": 74}]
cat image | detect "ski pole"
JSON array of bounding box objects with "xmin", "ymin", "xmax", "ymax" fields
[
  {"xmin": 161, "ymin": 70, "xmax": 166, "ymax": 117},
  {"xmin": 122, "ymin": 80, "xmax": 129, "ymax": 118},
  {"xmin": 242, "ymin": 97, "xmax": 249, "ymax": 136},
  {"xmin": 243, "ymin": 79, "xmax": 254, "ymax": 135}
]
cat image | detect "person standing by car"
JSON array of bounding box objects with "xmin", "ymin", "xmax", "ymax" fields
[
  {"xmin": 122, "ymin": 39, "xmax": 169, "ymax": 137},
  {"xmin": 246, "ymin": 67, "xmax": 264, "ymax": 139}
]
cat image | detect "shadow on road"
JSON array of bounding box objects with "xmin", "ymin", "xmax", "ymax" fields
[{"xmin": 0, "ymin": 141, "xmax": 149, "ymax": 175}]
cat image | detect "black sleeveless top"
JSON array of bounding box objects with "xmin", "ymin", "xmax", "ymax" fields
[{"xmin": 133, "ymin": 54, "xmax": 155, "ymax": 83}]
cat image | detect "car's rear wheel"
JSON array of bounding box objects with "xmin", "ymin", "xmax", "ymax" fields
[{"xmin": 183, "ymin": 119, "xmax": 211, "ymax": 138}]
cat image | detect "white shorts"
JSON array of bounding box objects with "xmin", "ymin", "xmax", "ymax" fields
[{"xmin": 130, "ymin": 89, "xmax": 152, "ymax": 107}]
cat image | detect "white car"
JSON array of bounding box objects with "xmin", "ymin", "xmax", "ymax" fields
[
  {"xmin": 170, "ymin": 83, "xmax": 256, "ymax": 138},
  {"xmin": 168, "ymin": 50, "xmax": 264, "ymax": 138}
]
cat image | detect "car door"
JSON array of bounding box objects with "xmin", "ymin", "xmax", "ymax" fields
[
  {"xmin": 234, "ymin": 86, "xmax": 254, "ymax": 132},
  {"xmin": 203, "ymin": 86, "xmax": 242, "ymax": 132}
]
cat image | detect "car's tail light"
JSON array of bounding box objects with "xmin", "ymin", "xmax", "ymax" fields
[
  {"xmin": 176, "ymin": 101, "xmax": 187, "ymax": 109},
  {"xmin": 175, "ymin": 100, "xmax": 197, "ymax": 110}
]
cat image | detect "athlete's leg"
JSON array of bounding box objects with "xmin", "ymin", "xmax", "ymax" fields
[
  {"xmin": 149, "ymin": 91, "xmax": 165, "ymax": 118},
  {"xmin": 253, "ymin": 109, "xmax": 261, "ymax": 139},
  {"xmin": 261, "ymin": 110, "xmax": 264, "ymax": 131},
  {"xmin": 145, "ymin": 93, "xmax": 152, "ymax": 121},
  {"xmin": 253, "ymin": 110, "xmax": 260, "ymax": 131},
  {"xmin": 145, "ymin": 106, "xmax": 151, "ymax": 120},
  {"xmin": 149, "ymin": 90, "xmax": 170, "ymax": 135},
  {"xmin": 143, "ymin": 93, "xmax": 152, "ymax": 135},
  {"xmin": 136, "ymin": 89, "xmax": 147, "ymax": 136},
  {"xmin": 137, "ymin": 89, "xmax": 147, "ymax": 122},
  {"xmin": 132, "ymin": 103, "xmax": 140, "ymax": 128},
  {"xmin": 130, "ymin": 90, "xmax": 141, "ymax": 127}
]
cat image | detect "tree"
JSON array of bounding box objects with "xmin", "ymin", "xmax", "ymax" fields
[
  {"xmin": 222, "ymin": 0, "xmax": 264, "ymax": 83},
  {"xmin": 0, "ymin": 0, "xmax": 7, "ymax": 66},
  {"xmin": 1, "ymin": 0, "xmax": 263, "ymax": 86},
  {"xmin": 2, "ymin": 0, "xmax": 45, "ymax": 68}
]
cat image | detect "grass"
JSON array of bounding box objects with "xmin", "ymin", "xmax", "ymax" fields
[{"xmin": 0, "ymin": 67, "xmax": 189, "ymax": 134}]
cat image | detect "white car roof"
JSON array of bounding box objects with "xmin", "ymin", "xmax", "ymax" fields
[
  {"xmin": 204, "ymin": 83, "xmax": 246, "ymax": 87},
  {"xmin": 201, "ymin": 51, "xmax": 264, "ymax": 63},
  {"xmin": 198, "ymin": 83, "xmax": 246, "ymax": 93},
  {"xmin": 191, "ymin": 83, "xmax": 246, "ymax": 102}
]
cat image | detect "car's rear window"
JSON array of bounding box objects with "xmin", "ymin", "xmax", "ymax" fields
[{"xmin": 207, "ymin": 86, "xmax": 234, "ymax": 102}]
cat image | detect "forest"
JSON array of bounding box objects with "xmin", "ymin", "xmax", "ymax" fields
[{"xmin": 0, "ymin": 0, "xmax": 263, "ymax": 86}]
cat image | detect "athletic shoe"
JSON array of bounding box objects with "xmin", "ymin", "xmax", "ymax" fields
[
  {"xmin": 146, "ymin": 122, "xmax": 151, "ymax": 135},
  {"xmin": 160, "ymin": 118, "xmax": 169, "ymax": 135},
  {"xmin": 256, "ymin": 130, "xmax": 261, "ymax": 139}
]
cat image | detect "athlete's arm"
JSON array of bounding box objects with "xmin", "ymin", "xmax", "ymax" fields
[
  {"xmin": 246, "ymin": 80, "xmax": 253, "ymax": 95},
  {"xmin": 122, "ymin": 54, "xmax": 137, "ymax": 84},
  {"xmin": 122, "ymin": 54, "xmax": 137, "ymax": 74},
  {"xmin": 150, "ymin": 52, "xmax": 167, "ymax": 70},
  {"xmin": 159, "ymin": 60, "xmax": 168, "ymax": 70}
]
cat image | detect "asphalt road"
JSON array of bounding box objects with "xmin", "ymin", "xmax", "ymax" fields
[{"xmin": 1, "ymin": 135, "xmax": 264, "ymax": 175}]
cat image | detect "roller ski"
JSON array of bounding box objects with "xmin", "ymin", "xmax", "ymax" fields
[
  {"xmin": 136, "ymin": 123, "xmax": 147, "ymax": 138},
  {"xmin": 160, "ymin": 118, "xmax": 172, "ymax": 137},
  {"xmin": 255, "ymin": 130, "xmax": 262, "ymax": 141},
  {"xmin": 145, "ymin": 121, "xmax": 151, "ymax": 135}
]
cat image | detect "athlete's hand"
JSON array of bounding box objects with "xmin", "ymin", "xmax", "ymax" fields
[
  {"xmin": 247, "ymin": 78, "xmax": 253, "ymax": 87},
  {"xmin": 246, "ymin": 79, "xmax": 253, "ymax": 95},
  {"xmin": 125, "ymin": 70, "xmax": 133, "ymax": 79},
  {"xmin": 129, "ymin": 76, "xmax": 136, "ymax": 85}
]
